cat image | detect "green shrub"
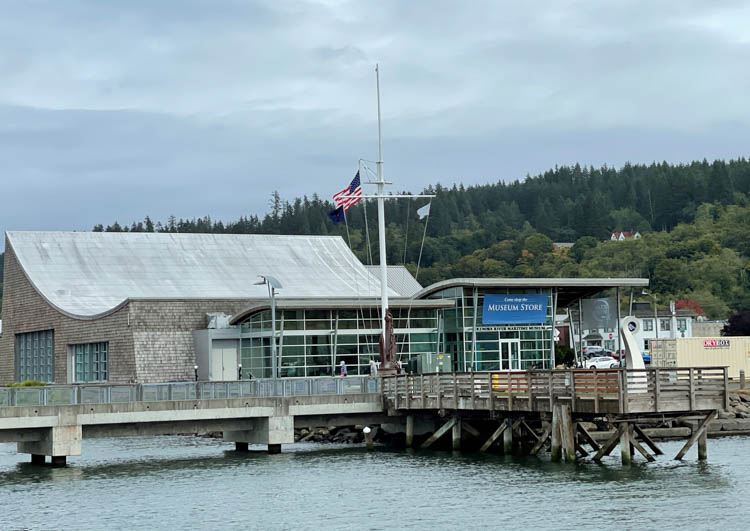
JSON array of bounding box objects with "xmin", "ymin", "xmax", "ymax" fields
[{"xmin": 6, "ymin": 380, "xmax": 47, "ymax": 387}]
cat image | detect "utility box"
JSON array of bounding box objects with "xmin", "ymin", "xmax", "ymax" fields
[
  {"xmin": 650, "ymin": 336, "xmax": 750, "ymax": 379},
  {"xmin": 418, "ymin": 352, "xmax": 452, "ymax": 373},
  {"xmin": 193, "ymin": 327, "xmax": 241, "ymax": 381}
]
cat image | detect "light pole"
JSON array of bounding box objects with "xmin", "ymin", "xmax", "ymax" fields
[
  {"xmin": 642, "ymin": 290, "xmax": 658, "ymax": 340},
  {"xmin": 238, "ymin": 363, "xmax": 242, "ymax": 380},
  {"xmin": 255, "ymin": 275, "xmax": 283, "ymax": 379}
]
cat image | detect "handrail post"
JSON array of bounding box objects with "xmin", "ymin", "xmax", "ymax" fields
[
  {"xmin": 436, "ymin": 374, "xmax": 443, "ymax": 410},
  {"xmin": 527, "ymin": 371, "xmax": 533, "ymax": 409},
  {"xmin": 489, "ymin": 373, "xmax": 495, "ymax": 413},
  {"xmin": 470, "ymin": 370, "xmax": 476, "ymax": 409},
  {"xmin": 507, "ymin": 370, "xmax": 513, "ymax": 411},
  {"xmin": 406, "ymin": 375, "xmax": 411, "ymax": 410},
  {"xmin": 395, "ymin": 376, "xmax": 400, "ymax": 410},
  {"xmin": 654, "ymin": 368, "xmax": 661, "ymax": 413},
  {"xmin": 548, "ymin": 371, "xmax": 554, "ymax": 410},
  {"xmin": 569, "ymin": 370, "xmax": 576, "ymax": 412},
  {"xmin": 593, "ymin": 370, "xmax": 599, "ymax": 414},
  {"xmin": 453, "ymin": 373, "xmax": 459, "ymax": 410},
  {"xmin": 723, "ymin": 367, "xmax": 729, "ymax": 411},
  {"xmin": 689, "ymin": 368, "xmax": 696, "ymax": 411}
]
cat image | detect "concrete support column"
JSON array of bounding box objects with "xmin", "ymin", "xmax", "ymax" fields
[
  {"xmin": 30, "ymin": 454, "xmax": 45, "ymax": 465},
  {"xmin": 405, "ymin": 415, "xmax": 414, "ymax": 448},
  {"xmin": 235, "ymin": 442, "xmax": 249, "ymax": 452},
  {"xmin": 50, "ymin": 456, "xmax": 67, "ymax": 467},
  {"xmin": 18, "ymin": 425, "xmax": 82, "ymax": 463},
  {"xmin": 224, "ymin": 416, "xmax": 295, "ymax": 453},
  {"xmin": 620, "ymin": 424, "xmax": 632, "ymax": 465},
  {"xmin": 698, "ymin": 430, "xmax": 708, "ymax": 460},
  {"xmin": 452, "ymin": 417, "xmax": 462, "ymax": 451}
]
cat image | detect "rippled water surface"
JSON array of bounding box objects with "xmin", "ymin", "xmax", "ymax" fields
[{"xmin": 1, "ymin": 436, "xmax": 749, "ymax": 530}]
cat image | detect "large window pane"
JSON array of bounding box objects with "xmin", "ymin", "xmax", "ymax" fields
[
  {"xmin": 72, "ymin": 342, "xmax": 109, "ymax": 383},
  {"xmin": 16, "ymin": 330, "xmax": 54, "ymax": 382}
]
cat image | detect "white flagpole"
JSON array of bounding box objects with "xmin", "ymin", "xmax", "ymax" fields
[{"xmin": 375, "ymin": 64, "xmax": 389, "ymax": 364}]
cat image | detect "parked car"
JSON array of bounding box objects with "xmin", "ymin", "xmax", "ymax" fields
[
  {"xmin": 581, "ymin": 346, "xmax": 604, "ymax": 357},
  {"xmin": 586, "ymin": 356, "xmax": 619, "ymax": 369}
]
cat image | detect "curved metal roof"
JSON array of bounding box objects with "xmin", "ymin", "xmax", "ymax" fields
[
  {"xmin": 7, "ymin": 231, "xmax": 396, "ymax": 319},
  {"xmin": 415, "ymin": 277, "xmax": 650, "ymax": 307},
  {"xmin": 364, "ymin": 265, "xmax": 422, "ymax": 296}
]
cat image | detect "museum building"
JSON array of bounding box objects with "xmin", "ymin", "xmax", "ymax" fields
[{"xmin": 0, "ymin": 231, "xmax": 647, "ymax": 384}]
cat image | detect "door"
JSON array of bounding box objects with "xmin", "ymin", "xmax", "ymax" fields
[
  {"xmin": 211, "ymin": 339, "xmax": 238, "ymax": 381},
  {"xmin": 500, "ymin": 338, "xmax": 521, "ymax": 370}
]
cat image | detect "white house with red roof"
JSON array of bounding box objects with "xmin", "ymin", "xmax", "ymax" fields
[{"xmin": 610, "ymin": 231, "xmax": 641, "ymax": 241}]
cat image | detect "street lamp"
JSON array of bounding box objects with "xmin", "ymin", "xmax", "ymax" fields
[
  {"xmin": 238, "ymin": 363, "xmax": 242, "ymax": 380},
  {"xmin": 254, "ymin": 275, "xmax": 283, "ymax": 379},
  {"xmin": 642, "ymin": 290, "xmax": 658, "ymax": 340}
]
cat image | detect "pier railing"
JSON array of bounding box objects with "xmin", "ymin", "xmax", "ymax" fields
[
  {"xmin": 382, "ymin": 368, "xmax": 729, "ymax": 415},
  {"xmin": 0, "ymin": 376, "xmax": 380, "ymax": 409}
]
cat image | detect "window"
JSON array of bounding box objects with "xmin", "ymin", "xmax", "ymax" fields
[
  {"xmin": 643, "ymin": 340, "xmax": 649, "ymax": 351},
  {"xmin": 16, "ymin": 330, "xmax": 55, "ymax": 382},
  {"xmin": 72, "ymin": 342, "xmax": 109, "ymax": 382},
  {"xmin": 642, "ymin": 319, "xmax": 653, "ymax": 332},
  {"xmin": 660, "ymin": 319, "xmax": 671, "ymax": 331},
  {"xmin": 677, "ymin": 318, "xmax": 687, "ymax": 331}
]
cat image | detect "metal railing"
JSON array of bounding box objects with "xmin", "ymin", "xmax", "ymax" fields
[{"xmin": 0, "ymin": 376, "xmax": 380, "ymax": 409}]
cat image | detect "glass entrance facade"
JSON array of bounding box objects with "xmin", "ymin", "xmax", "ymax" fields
[
  {"xmin": 430, "ymin": 286, "xmax": 555, "ymax": 370},
  {"xmin": 236, "ymin": 286, "xmax": 556, "ymax": 377},
  {"xmin": 239, "ymin": 307, "xmax": 439, "ymax": 378}
]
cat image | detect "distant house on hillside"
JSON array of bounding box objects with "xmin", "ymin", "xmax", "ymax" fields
[
  {"xmin": 553, "ymin": 242, "xmax": 574, "ymax": 250},
  {"xmin": 610, "ymin": 231, "xmax": 641, "ymax": 241}
]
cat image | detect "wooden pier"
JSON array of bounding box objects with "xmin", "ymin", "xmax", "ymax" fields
[{"xmin": 382, "ymin": 368, "xmax": 728, "ymax": 464}]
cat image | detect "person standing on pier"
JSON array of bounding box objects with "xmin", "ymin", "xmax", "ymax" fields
[
  {"xmin": 369, "ymin": 360, "xmax": 378, "ymax": 377},
  {"xmin": 340, "ymin": 360, "xmax": 348, "ymax": 377}
]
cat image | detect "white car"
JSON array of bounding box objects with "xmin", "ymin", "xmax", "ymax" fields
[{"xmin": 586, "ymin": 356, "xmax": 619, "ymax": 369}]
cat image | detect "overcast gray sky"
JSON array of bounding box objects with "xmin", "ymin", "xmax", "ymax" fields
[{"xmin": 2, "ymin": 0, "xmax": 750, "ymax": 244}]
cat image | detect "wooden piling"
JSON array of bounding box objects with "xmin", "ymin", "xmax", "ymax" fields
[
  {"xmin": 405, "ymin": 415, "xmax": 414, "ymax": 448},
  {"xmin": 452, "ymin": 417, "xmax": 462, "ymax": 451},
  {"xmin": 421, "ymin": 417, "xmax": 457, "ymax": 449},
  {"xmin": 551, "ymin": 404, "xmax": 562, "ymax": 462},
  {"xmin": 698, "ymin": 430, "xmax": 708, "ymax": 460},
  {"xmin": 503, "ymin": 420, "xmax": 513, "ymax": 454},
  {"xmin": 620, "ymin": 423, "xmax": 632, "ymax": 465},
  {"xmin": 559, "ymin": 404, "xmax": 576, "ymax": 462},
  {"xmin": 480, "ymin": 422, "xmax": 507, "ymax": 452}
]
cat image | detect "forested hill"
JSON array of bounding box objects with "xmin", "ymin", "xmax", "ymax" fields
[
  {"xmin": 2, "ymin": 159, "xmax": 749, "ymax": 319},
  {"xmin": 86, "ymin": 157, "xmax": 750, "ymax": 319}
]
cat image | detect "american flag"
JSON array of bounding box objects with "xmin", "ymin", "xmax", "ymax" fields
[{"xmin": 333, "ymin": 171, "xmax": 362, "ymax": 211}]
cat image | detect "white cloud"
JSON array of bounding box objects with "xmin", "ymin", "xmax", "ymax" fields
[{"xmin": 1, "ymin": 0, "xmax": 750, "ymax": 239}]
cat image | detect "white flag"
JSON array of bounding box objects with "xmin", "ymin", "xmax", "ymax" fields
[{"xmin": 417, "ymin": 203, "xmax": 431, "ymax": 219}]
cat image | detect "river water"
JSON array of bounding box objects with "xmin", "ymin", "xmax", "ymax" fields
[{"xmin": 1, "ymin": 436, "xmax": 749, "ymax": 530}]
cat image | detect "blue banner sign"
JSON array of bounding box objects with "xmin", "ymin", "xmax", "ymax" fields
[{"xmin": 482, "ymin": 294, "xmax": 548, "ymax": 325}]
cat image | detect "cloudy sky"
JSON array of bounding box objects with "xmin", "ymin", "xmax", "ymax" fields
[{"xmin": 2, "ymin": 0, "xmax": 750, "ymax": 242}]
